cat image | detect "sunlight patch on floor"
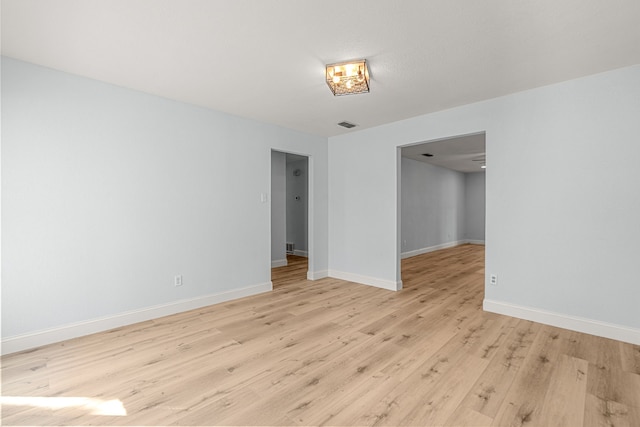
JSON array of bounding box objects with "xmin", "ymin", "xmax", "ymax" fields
[{"xmin": 1, "ymin": 396, "xmax": 127, "ymax": 416}]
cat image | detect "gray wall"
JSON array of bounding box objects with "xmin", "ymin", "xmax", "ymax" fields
[
  {"xmin": 4, "ymin": 56, "xmax": 639, "ymax": 348},
  {"xmin": 401, "ymin": 157, "xmax": 466, "ymax": 255},
  {"xmin": 464, "ymin": 172, "xmax": 486, "ymax": 242},
  {"xmin": 286, "ymin": 156, "xmax": 308, "ymax": 255},
  {"xmin": 2, "ymin": 57, "xmax": 328, "ymax": 342},
  {"xmin": 271, "ymin": 151, "xmax": 287, "ymax": 265},
  {"xmin": 329, "ymin": 65, "xmax": 640, "ymax": 333}
]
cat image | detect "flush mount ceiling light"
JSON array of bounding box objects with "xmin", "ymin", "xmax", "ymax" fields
[{"xmin": 326, "ymin": 59, "xmax": 370, "ymax": 96}]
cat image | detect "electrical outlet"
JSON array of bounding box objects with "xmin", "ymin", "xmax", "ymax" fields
[
  {"xmin": 174, "ymin": 275, "xmax": 183, "ymax": 287},
  {"xmin": 489, "ymin": 274, "xmax": 497, "ymax": 286}
]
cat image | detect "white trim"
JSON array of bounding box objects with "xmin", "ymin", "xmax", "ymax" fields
[
  {"xmin": 307, "ymin": 270, "xmax": 328, "ymax": 280},
  {"xmin": 293, "ymin": 249, "xmax": 308, "ymax": 257},
  {"xmin": 271, "ymin": 259, "xmax": 288, "ymax": 268},
  {"xmin": 1, "ymin": 282, "xmax": 273, "ymax": 355},
  {"xmin": 465, "ymin": 239, "xmax": 485, "ymax": 245},
  {"xmin": 483, "ymin": 299, "xmax": 640, "ymax": 345},
  {"xmin": 401, "ymin": 240, "xmax": 485, "ymax": 259},
  {"xmin": 401, "ymin": 240, "xmax": 465, "ymax": 259},
  {"xmin": 329, "ymin": 270, "xmax": 402, "ymax": 291}
]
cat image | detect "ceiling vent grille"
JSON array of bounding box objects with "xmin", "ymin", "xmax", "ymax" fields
[{"xmin": 337, "ymin": 121, "xmax": 357, "ymax": 129}]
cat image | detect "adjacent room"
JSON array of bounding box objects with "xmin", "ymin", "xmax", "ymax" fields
[
  {"xmin": 271, "ymin": 150, "xmax": 310, "ymax": 285},
  {"xmin": 2, "ymin": 1, "xmax": 640, "ymax": 425},
  {"xmin": 400, "ymin": 133, "xmax": 486, "ymax": 259}
]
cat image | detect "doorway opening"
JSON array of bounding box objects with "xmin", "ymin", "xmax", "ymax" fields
[
  {"xmin": 397, "ymin": 132, "xmax": 486, "ymax": 286},
  {"xmin": 271, "ymin": 150, "xmax": 310, "ymax": 287}
]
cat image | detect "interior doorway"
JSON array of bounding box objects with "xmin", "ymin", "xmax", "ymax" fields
[
  {"xmin": 271, "ymin": 150, "xmax": 310, "ymax": 285},
  {"xmin": 397, "ymin": 132, "xmax": 486, "ymax": 284}
]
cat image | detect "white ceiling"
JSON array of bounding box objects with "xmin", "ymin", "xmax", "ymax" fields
[
  {"xmin": 2, "ymin": 1, "xmax": 640, "ymax": 137},
  {"xmin": 402, "ymin": 133, "xmax": 485, "ymax": 173}
]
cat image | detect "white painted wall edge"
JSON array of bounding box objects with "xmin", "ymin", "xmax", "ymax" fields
[
  {"xmin": 307, "ymin": 270, "xmax": 328, "ymax": 281},
  {"xmin": 271, "ymin": 259, "xmax": 288, "ymax": 268},
  {"xmin": 1, "ymin": 282, "xmax": 273, "ymax": 356},
  {"xmin": 293, "ymin": 250, "xmax": 308, "ymax": 257},
  {"xmin": 401, "ymin": 240, "xmax": 484, "ymax": 259},
  {"xmin": 483, "ymin": 299, "xmax": 640, "ymax": 346},
  {"xmin": 329, "ymin": 270, "xmax": 402, "ymax": 291}
]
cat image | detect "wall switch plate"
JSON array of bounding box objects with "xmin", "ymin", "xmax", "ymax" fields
[
  {"xmin": 174, "ymin": 275, "xmax": 183, "ymax": 287},
  {"xmin": 489, "ymin": 274, "xmax": 497, "ymax": 286}
]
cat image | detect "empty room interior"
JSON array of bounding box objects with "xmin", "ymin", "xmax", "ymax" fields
[{"xmin": 2, "ymin": 1, "xmax": 640, "ymax": 426}]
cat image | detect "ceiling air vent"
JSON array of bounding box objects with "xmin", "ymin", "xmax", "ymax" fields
[{"xmin": 337, "ymin": 121, "xmax": 357, "ymax": 129}]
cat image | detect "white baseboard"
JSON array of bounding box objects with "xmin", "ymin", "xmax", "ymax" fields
[
  {"xmin": 483, "ymin": 299, "xmax": 640, "ymax": 346},
  {"xmin": 401, "ymin": 240, "xmax": 465, "ymax": 259},
  {"xmin": 401, "ymin": 240, "xmax": 485, "ymax": 259},
  {"xmin": 329, "ymin": 270, "xmax": 402, "ymax": 291},
  {"xmin": 1, "ymin": 282, "xmax": 273, "ymax": 356},
  {"xmin": 307, "ymin": 270, "xmax": 328, "ymax": 280},
  {"xmin": 271, "ymin": 259, "xmax": 288, "ymax": 268},
  {"xmin": 293, "ymin": 250, "xmax": 308, "ymax": 257},
  {"xmin": 465, "ymin": 239, "xmax": 485, "ymax": 245}
]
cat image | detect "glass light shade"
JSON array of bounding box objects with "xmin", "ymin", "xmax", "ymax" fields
[{"xmin": 326, "ymin": 59, "xmax": 370, "ymax": 96}]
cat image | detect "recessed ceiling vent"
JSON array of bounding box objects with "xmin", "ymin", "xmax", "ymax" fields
[
  {"xmin": 338, "ymin": 121, "xmax": 357, "ymax": 129},
  {"xmin": 422, "ymin": 153, "xmax": 434, "ymax": 157}
]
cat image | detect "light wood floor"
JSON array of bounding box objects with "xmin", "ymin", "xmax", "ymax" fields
[{"xmin": 2, "ymin": 245, "xmax": 639, "ymax": 426}]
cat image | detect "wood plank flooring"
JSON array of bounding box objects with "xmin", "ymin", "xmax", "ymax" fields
[{"xmin": 2, "ymin": 244, "xmax": 639, "ymax": 426}]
